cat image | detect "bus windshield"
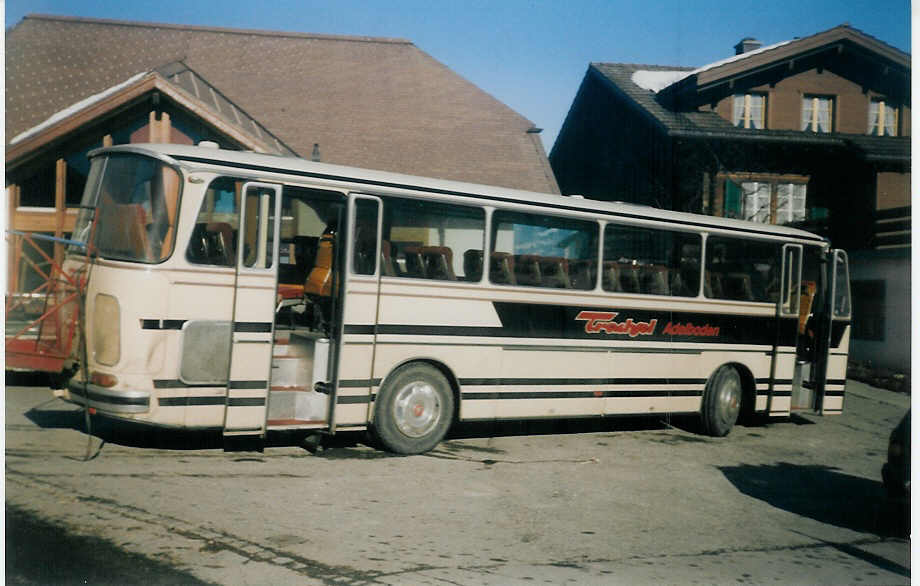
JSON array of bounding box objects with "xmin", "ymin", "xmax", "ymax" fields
[{"xmin": 71, "ymin": 154, "xmax": 181, "ymax": 263}]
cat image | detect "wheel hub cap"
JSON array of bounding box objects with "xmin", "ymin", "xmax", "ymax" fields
[{"xmin": 393, "ymin": 381, "xmax": 441, "ymax": 438}]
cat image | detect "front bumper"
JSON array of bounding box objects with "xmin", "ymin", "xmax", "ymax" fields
[{"xmin": 65, "ymin": 380, "xmax": 150, "ymax": 414}]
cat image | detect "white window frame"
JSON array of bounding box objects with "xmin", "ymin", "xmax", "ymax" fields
[
  {"xmin": 868, "ymin": 98, "xmax": 898, "ymax": 136},
  {"xmin": 801, "ymin": 95, "xmax": 834, "ymax": 133},
  {"xmin": 732, "ymin": 93, "xmax": 766, "ymax": 129}
]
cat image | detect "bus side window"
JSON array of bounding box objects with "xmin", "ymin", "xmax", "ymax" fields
[
  {"xmin": 382, "ymin": 198, "xmax": 485, "ymax": 281},
  {"xmin": 704, "ymin": 236, "xmax": 780, "ymax": 302},
  {"xmin": 186, "ymin": 177, "xmax": 241, "ymax": 267},
  {"xmin": 602, "ymin": 223, "xmax": 701, "ymax": 297},
  {"xmin": 490, "ymin": 211, "xmax": 598, "ymax": 290},
  {"xmin": 352, "ymin": 199, "xmax": 379, "ymax": 275}
]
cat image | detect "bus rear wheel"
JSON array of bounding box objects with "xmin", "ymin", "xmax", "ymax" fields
[
  {"xmin": 372, "ymin": 363, "xmax": 454, "ymax": 454},
  {"xmin": 701, "ymin": 365, "xmax": 742, "ymax": 437}
]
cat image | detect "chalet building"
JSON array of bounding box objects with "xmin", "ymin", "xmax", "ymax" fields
[
  {"xmin": 6, "ymin": 14, "xmax": 558, "ymax": 295},
  {"xmin": 550, "ymin": 25, "xmax": 910, "ymax": 372}
]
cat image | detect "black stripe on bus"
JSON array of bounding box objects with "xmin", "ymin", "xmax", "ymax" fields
[
  {"xmin": 337, "ymin": 395, "xmax": 373, "ymax": 404},
  {"xmin": 227, "ymin": 397, "xmax": 267, "ymax": 407},
  {"xmin": 458, "ymin": 377, "xmax": 707, "ymax": 386},
  {"xmin": 140, "ymin": 320, "xmax": 271, "ymax": 333},
  {"xmin": 348, "ymin": 302, "xmax": 802, "ymax": 347},
  {"xmin": 824, "ymin": 390, "xmax": 846, "ymax": 397},
  {"xmin": 234, "ymin": 322, "xmax": 273, "ymax": 333},
  {"xmin": 154, "ymin": 379, "xmax": 222, "ymax": 389},
  {"xmin": 159, "ymin": 396, "xmax": 226, "ymax": 407},
  {"xmin": 229, "ymin": 380, "xmax": 268, "ymax": 390},
  {"xmin": 141, "ymin": 319, "xmax": 187, "ymax": 330},
  {"xmin": 461, "ymin": 390, "xmax": 703, "ymax": 400},
  {"xmin": 756, "ymin": 378, "xmax": 793, "ymax": 385},
  {"xmin": 160, "ymin": 396, "xmax": 272, "ymax": 407},
  {"xmin": 174, "ymin": 154, "xmax": 825, "ymax": 243},
  {"xmin": 338, "ymin": 379, "xmax": 383, "ymax": 387},
  {"xmin": 155, "ymin": 379, "xmax": 268, "ymax": 390}
]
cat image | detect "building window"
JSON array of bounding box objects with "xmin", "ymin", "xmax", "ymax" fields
[
  {"xmin": 850, "ymin": 280, "xmax": 885, "ymax": 341},
  {"xmin": 869, "ymin": 98, "xmax": 898, "ymax": 136},
  {"xmin": 801, "ymin": 95, "xmax": 834, "ymax": 132},
  {"xmin": 722, "ymin": 177, "xmax": 807, "ymax": 225},
  {"xmin": 732, "ymin": 93, "xmax": 766, "ymax": 129},
  {"xmin": 774, "ymin": 183, "xmax": 807, "ymax": 224}
]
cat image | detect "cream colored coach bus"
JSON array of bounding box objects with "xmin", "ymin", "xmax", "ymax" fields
[{"xmin": 61, "ymin": 143, "xmax": 851, "ymax": 454}]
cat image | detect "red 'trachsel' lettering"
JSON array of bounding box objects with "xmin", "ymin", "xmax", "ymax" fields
[{"xmin": 575, "ymin": 311, "xmax": 658, "ymax": 338}]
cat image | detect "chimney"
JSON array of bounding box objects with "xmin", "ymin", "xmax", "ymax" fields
[{"xmin": 734, "ymin": 37, "xmax": 762, "ymax": 55}]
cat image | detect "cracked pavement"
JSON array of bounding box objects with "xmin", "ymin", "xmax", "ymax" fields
[{"xmin": 5, "ymin": 381, "xmax": 910, "ymax": 584}]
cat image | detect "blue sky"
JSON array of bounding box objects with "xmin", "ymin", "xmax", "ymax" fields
[{"xmin": 4, "ymin": 0, "xmax": 911, "ymax": 151}]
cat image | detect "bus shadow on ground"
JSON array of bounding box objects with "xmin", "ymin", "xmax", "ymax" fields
[
  {"xmin": 23, "ymin": 408, "xmax": 227, "ymax": 451},
  {"xmin": 719, "ymin": 462, "xmax": 908, "ymax": 538},
  {"xmin": 447, "ymin": 413, "xmax": 695, "ymax": 441}
]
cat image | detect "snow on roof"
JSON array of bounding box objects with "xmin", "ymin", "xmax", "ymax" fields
[
  {"xmin": 630, "ymin": 70, "xmax": 693, "ymax": 92},
  {"xmin": 687, "ymin": 39, "xmax": 794, "ymax": 77},
  {"xmin": 630, "ymin": 38, "xmax": 794, "ymax": 94},
  {"xmin": 10, "ymin": 71, "xmax": 150, "ymax": 145}
]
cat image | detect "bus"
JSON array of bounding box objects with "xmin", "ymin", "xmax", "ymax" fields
[{"xmin": 58, "ymin": 142, "xmax": 851, "ymax": 454}]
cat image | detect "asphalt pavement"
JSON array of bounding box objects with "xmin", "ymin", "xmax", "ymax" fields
[{"xmin": 5, "ymin": 378, "xmax": 911, "ymax": 585}]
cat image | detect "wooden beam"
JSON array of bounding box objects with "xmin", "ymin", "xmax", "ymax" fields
[
  {"xmin": 8, "ymin": 184, "xmax": 21, "ymax": 293},
  {"xmin": 54, "ymin": 158, "xmax": 66, "ymax": 265},
  {"xmin": 162, "ymin": 111, "xmax": 172, "ymax": 143},
  {"xmin": 149, "ymin": 111, "xmax": 159, "ymax": 143},
  {"xmin": 103, "ymin": 134, "xmax": 113, "ymax": 147}
]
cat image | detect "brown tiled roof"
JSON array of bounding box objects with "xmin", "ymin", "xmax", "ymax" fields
[{"xmin": 6, "ymin": 14, "xmax": 558, "ymax": 193}]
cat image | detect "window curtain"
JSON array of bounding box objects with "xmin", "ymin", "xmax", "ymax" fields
[
  {"xmin": 883, "ymin": 104, "xmax": 897, "ymax": 136},
  {"xmin": 869, "ymin": 100, "xmax": 881, "ymax": 135},
  {"xmin": 801, "ymin": 98, "xmax": 814, "ymax": 131},
  {"xmin": 732, "ymin": 95, "xmax": 746, "ymax": 127},
  {"xmin": 775, "ymin": 183, "xmax": 807, "ymax": 224},
  {"xmin": 749, "ymin": 95, "xmax": 764, "ymax": 129},
  {"xmin": 742, "ymin": 182, "xmax": 770, "ymax": 223},
  {"xmin": 816, "ymin": 99, "xmax": 831, "ymax": 132}
]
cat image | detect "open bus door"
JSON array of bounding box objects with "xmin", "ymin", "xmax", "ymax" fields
[
  {"xmin": 818, "ymin": 250, "xmax": 851, "ymax": 413},
  {"xmin": 790, "ymin": 246, "xmax": 848, "ymax": 413},
  {"xmin": 774, "ymin": 244, "xmax": 804, "ymax": 412},
  {"xmin": 223, "ymin": 182, "xmax": 282, "ymax": 449},
  {"xmin": 328, "ymin": 194, "xmax": 382, "ymax": 434}
]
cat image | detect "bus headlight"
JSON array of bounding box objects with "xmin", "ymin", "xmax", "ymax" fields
[{"xmin": 93, "ymin": 294, "xmax": 121, "ymax": 366}]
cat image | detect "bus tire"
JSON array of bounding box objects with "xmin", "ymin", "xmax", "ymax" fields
[
  {"xmin": 701, "ymin": 365, "xmax": 742, "ymax": 437},
  {"xmin": 372, "ymin": 363, "xmax": 455, "ymax": 454}
]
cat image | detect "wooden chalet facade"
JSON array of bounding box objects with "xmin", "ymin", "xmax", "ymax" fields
[{"xmin": 550, "ymin": 25, "xmax": 910, "ymax": 371}]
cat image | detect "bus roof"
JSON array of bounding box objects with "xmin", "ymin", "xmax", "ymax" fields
[{"xmin": 94, "ymin": 143, "xmax": 827, "ymax": 244}]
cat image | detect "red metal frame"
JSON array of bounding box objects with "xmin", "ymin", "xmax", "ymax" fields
[{"xmin": 6, "ymin": 232, "xmax": 87, "ymax": 373}]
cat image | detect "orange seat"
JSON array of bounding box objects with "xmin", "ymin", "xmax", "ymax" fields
[{"xmin": 303, "ymin": 231, "xmax": 335, "ymax": 297}]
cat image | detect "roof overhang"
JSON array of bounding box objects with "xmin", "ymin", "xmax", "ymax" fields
[
  {"xmin": 6, "ymin": 71, "xmax": 285, "ymax": 168},
  {"xmin": 670, "ymin": 128, "xmax": 910, "ymax": 163},
  {"xmin": 660, "ymin": 25, "xmax": 910, "ymax": 106}
]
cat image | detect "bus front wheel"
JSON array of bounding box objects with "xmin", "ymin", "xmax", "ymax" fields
[
  {"xmin": 701, "ymin": 365, "xmax": 742, "ymax": 437},
  {"xmin": 372, "ymin": 363, "xmax": 455, "ymax": 454}
]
